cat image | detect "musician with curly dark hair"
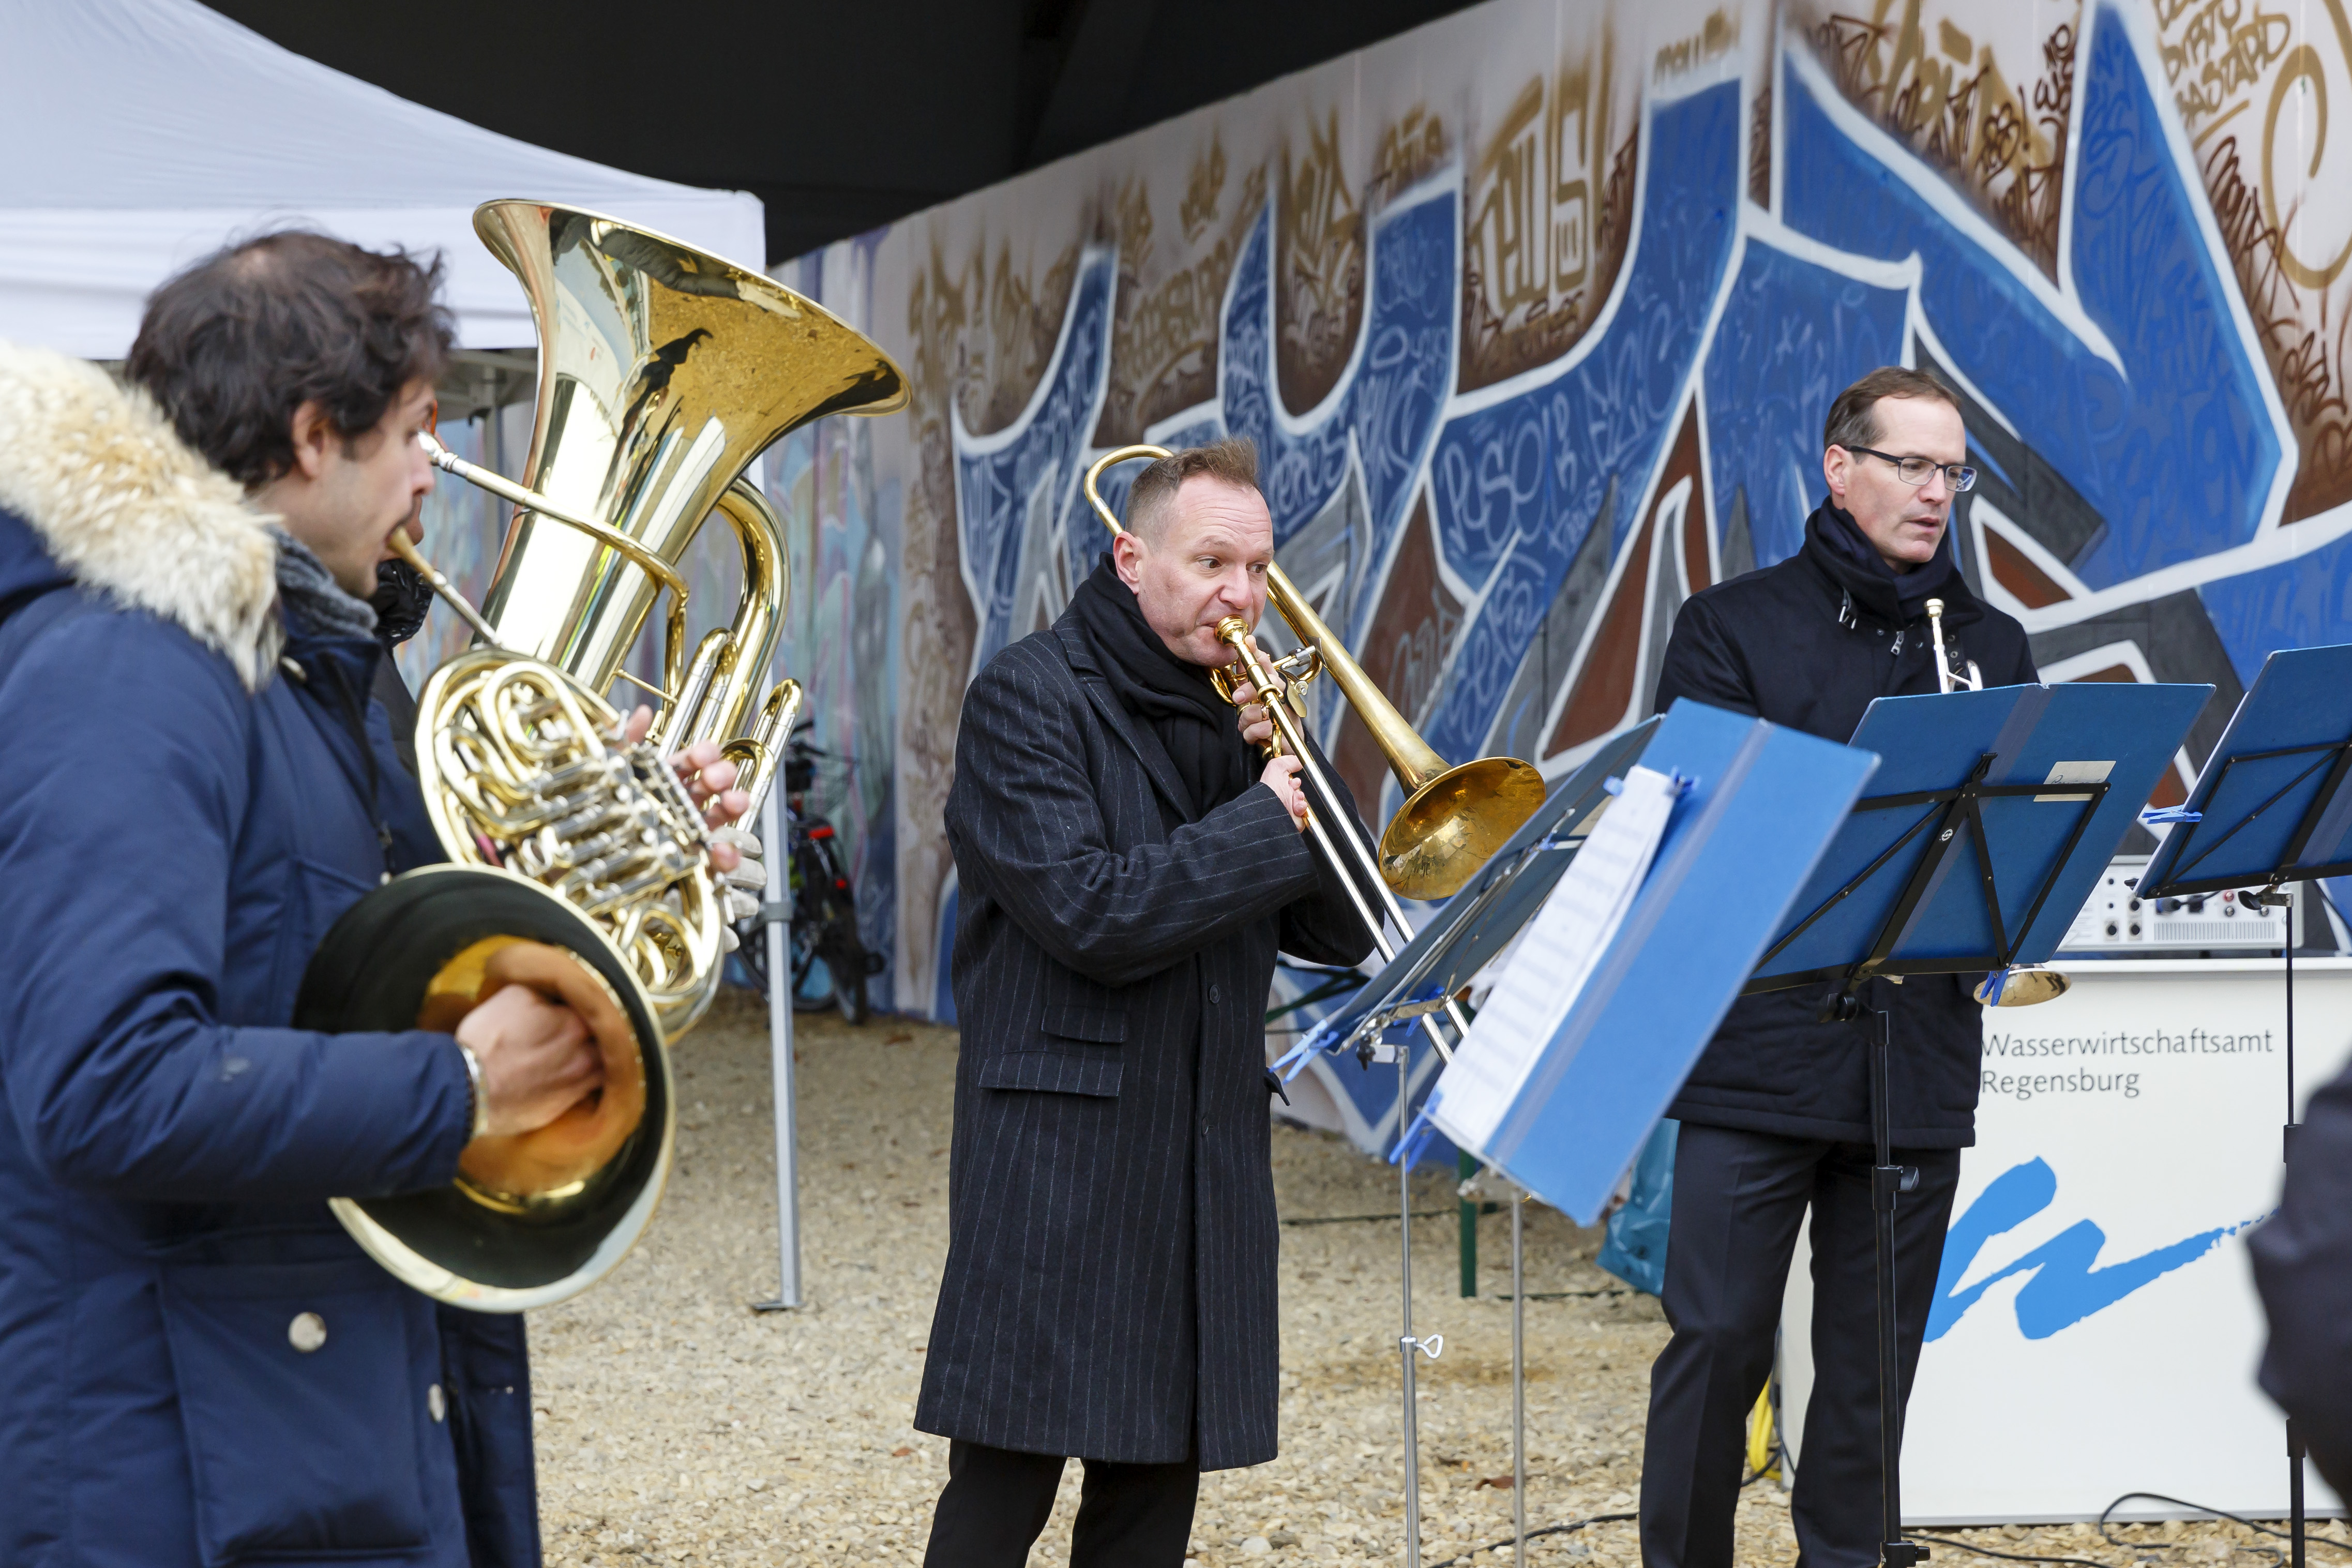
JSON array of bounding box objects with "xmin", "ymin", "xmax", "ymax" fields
[{"xmin": 0, "ymin": 232, "xmax": 746, "ymax": 1568}]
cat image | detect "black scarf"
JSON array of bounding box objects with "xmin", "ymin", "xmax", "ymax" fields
[
  {"xmin": 1068, "ymin": 554, "xmax": 1255, "ymax": 818},
  {"xmin": 1803, "ymin": 499, "xmax": 1959, "ymax": 624},
  {"xmin": 370, "ymin": 556, "xmax": 435, "ymax": 653}
]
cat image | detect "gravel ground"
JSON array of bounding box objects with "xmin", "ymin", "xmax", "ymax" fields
[{"xmin": 529, "ymin": 996, "xmax": 2334, "ymax": 1567}]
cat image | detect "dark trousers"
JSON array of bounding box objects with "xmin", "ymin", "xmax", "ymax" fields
[
  {"xmin": 921, "ymin": 1439, "xmax": 1199, "ymax": 1568},
  {"xmin": 1639, "ymin": 1123, "xmax": 1961, "ymax": 1568}
]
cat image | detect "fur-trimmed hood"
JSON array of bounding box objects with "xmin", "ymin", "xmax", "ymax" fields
[{"xmin": 0, "ymin": 341, "xmax": 279, "ymax": 689}]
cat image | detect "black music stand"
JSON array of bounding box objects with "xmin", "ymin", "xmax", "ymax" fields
[
  {"xmin": 1745, "ymin": 680, "xmax": 2207, "ymax": 1566},
  {"xmin": 2139, "ymin": 644, "xmax": 2352, "ymax": 1566}
]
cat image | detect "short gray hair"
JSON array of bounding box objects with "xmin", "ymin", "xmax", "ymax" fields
[{"xmin": 1124, "ymin": 438, "xmax": 1261, "ymax": 541}]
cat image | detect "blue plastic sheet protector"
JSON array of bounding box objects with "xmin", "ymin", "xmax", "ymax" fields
[{"xmin": 1418, "ymin": 698, "xmax": 1878, "ymax": 1224}]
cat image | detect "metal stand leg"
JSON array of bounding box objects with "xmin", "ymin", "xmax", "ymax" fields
[
  {"xmin": 2291, "ymin": 1418, "xmax": 2309, "ymax": 1568},
  {"xmin": 2281, "ymin": 887, "xmax": 2305, "ymax": 1565},
  {"xmin": 1399, "ymin": 1042, "xmax": 1424, "ymax": 1568},
  {"xmin": 1512, "ymin": 1186, "xmax": 1527, "ymax": 1560},
  {"xmin": 753, "ymin": 790, "xmax": 802, "ymax": 1313},
  {"xmin": 1868, "ymin": 1007, "xmax": 1924, "ymax": 1567},
  {"xmin": 1459, "ymin": 1150, "xmax": 1480, "ymax": 1296}
]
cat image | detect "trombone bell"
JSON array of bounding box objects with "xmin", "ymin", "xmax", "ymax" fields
[{"xmin": 1383, "ymin": 755, "xmax": 1550, "ymax": 900}]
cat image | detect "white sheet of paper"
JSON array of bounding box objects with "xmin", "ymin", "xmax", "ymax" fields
[{"xmin": 1428, "ymin": 765, "xmax": 1680, "ymax": 1158}]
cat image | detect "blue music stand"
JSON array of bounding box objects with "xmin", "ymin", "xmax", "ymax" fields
[
  {"xmin": 2136, "ymin": 644, "xmax": 2352, "ymax": 1560},
  {"xmin": 1417, "ymin": 701, "xmax": 1882, "ymax": 1218},
  {"xmin": 2140, "ymin": 645, "xmax": 2352, "ymax": 899},
  {"xmin": 1284, "ymin": 699, "xmax": 1875, "ymax": 1568},
  {"xmin": 1267, "ymin": 718, "xmax": 1661, "ymax": 1568},
  {"xmin": 1274, "ymin": 718, "xmax": 1662, "ymax": 1081},
  {"xmin": 1747, "ymin": 683, "xmax": 2207, "ymax": 1001},
  {"xmin": 1741, "ymin": 680, "xmax": 2208, "ymax": 1567}
]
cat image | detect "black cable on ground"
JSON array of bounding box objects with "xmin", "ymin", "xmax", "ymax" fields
[
  {"xmin": 1902, "ymin": 1525, "xmax": 2122, "ymax": 1567},
  {"xmin": 1415, "ymin": 1488, "xmax": 2344, "ymax": 1568},
  {"xmin": 1424, "ymin": 1510, "xmax": 1636, "ymax": 1568},
  {"xmin": 2097, "ymin": 1492, "xmax": 2352, "ymax": 1558}
]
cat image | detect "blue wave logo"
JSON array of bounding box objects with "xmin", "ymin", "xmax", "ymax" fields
[{"xmin": 1927, "ymin": 1157, "xmax": 2256, "ymax": 1341}]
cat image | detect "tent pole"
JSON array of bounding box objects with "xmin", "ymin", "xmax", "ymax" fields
[{"xmin": 753, "ymin": 787, "xmax": 802, "ymax": 1312}]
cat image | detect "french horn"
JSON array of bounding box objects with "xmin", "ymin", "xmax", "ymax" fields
[{"xmin": 299, "ymin": 201, "xmax": 905, "ymax": 1309}]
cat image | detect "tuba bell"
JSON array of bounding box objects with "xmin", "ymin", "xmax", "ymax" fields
[{"xmin": 298, "ymin": 201, "xmax": 906, "ymax": 1309}]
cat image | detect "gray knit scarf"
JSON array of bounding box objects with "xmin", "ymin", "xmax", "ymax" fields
[{"xmin": 269, "ymin": 527, "xmax": 378, "ymax": 641}]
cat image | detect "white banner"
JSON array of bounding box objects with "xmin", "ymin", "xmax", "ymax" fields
[{"xmin": 1782, "ymin": 959, "xmax": 2352, "ymax": 1522}]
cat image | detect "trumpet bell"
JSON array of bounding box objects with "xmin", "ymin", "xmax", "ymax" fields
[
  {"xmin": 296, "ymin": 865, "xmax": 673, "ymax": 1311},
  {"xmin": 1383, "ymin": 755, "xmax": 1551, "ymax": 900},
  {"xmin": 1973, "ymin": 964, "xmax": 2071, "ymax": 1007}
]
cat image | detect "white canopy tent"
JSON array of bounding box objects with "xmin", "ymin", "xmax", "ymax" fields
[{"xmin": 0, "ymin": 0, "xmax": 766, "ymax": 355}]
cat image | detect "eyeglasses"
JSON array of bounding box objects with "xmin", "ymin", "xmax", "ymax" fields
[{"xmin": 1841, "ymin": 445, "xmax": 1977, "ymax": 493}]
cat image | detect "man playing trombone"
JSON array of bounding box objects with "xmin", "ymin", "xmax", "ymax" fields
[{"xmin": 916, "ymin": 439, "xmax": 1374, "ymax": 1566}]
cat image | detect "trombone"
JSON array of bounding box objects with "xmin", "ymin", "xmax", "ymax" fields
[
  {"xmin": 1082, "ymin": 446, "xmax": 1545, "ymax": 897},
  {"xmin": 1081, "ymin": 445, "xmax": 1547, "ymax": 1058}
]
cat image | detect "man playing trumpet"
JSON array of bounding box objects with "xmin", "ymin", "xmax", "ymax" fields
[
  {"xmin": 916, "ymin": 439, "xmax": 1374, "ymax": 1566},
  {"xmin": 1642, "ymin": 366, "xmax": 2037, "ymax": 1567}
]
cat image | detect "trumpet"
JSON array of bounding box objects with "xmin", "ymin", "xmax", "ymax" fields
[{"xmin": 1924, "ymin": 597, "xmax": 1982, "ymax": 694}]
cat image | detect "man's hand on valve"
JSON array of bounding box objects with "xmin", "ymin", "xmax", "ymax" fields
[{"xmin": 620, "ymin": 706, "xmax": 765, "ymax": 951}]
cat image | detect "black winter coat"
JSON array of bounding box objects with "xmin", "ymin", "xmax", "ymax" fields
[
  {"xmin": 2251, "ymin": 1061, "xmax": 2352, "ymax": 1497},
  {"xmin": 915, "ymin": 615, "xmax": 1373, "ymax": 1468},
  {"xmin": 1653, "ymin": 502, "xmax": 2037, "ymax": 1147}
]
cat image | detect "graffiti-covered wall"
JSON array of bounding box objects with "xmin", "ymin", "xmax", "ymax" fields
[{"xmin": 766, "ymin": 0, "xmax": 2352, "ymax": 1019}]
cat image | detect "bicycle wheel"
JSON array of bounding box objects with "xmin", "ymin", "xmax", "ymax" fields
[
  {"xmin": 808, "ymin": 837, "xmax": 868, "ymax": 1025},
  {"xmin": 826, "ymin": 941, "xmax": 869, "ymax": 1024},
  {"xmin": 787, "ymin": 842, "xmax": 840, "ymax": 1014}
]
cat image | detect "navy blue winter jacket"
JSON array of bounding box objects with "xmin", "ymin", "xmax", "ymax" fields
[
  {"xmin": 0, "ymin": 347, "xmax": 534, "ymax": 1567},
  {"xmin": 1653, "ymin": 499, "xmax": 2038, "ymax": 1147}
]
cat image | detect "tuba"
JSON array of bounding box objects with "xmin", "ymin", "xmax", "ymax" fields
[{"xmin": 298, "ymin": 202, "xmax": 906, "ymax": 1309}]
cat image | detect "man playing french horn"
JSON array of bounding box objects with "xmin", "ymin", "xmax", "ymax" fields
[
  {"xmin": 0, "ymin": 233, "xmax": 749, "ymax": 1567},
  {"xmin": 916, "ymin": 439, "xmax": 1375, "ymax": 1567}
]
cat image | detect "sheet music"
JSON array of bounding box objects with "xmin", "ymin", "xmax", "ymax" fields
[{"xmin": 1428, "ymin": 765, "xmax": 1679, "ymax": 1158}]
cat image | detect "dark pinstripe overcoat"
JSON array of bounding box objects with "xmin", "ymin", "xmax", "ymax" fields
[{"xmin": 914, "ymin": 615, "xmax": 1371, "ymax": 1469}]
